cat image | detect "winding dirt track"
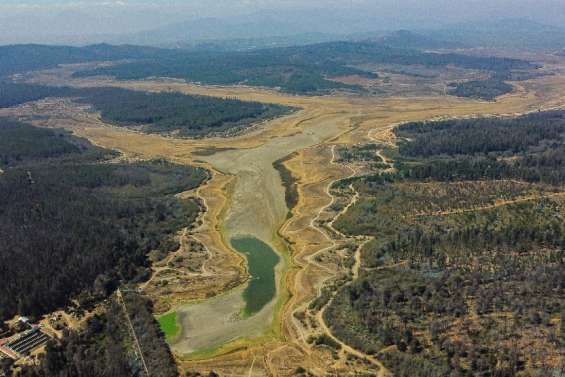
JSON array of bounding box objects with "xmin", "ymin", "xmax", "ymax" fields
[
  {"xmin": 411, "ymin": 191, "xmax": 565, "ymax": 218},
  {"xmin": 11, "ymin": 62, "xmax": 565, "ymax": 375}
]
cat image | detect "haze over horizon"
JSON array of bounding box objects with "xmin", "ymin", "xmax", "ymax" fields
[{"xmin": 2, "ymin": 0, "xmax": 565, "ymax": 46}]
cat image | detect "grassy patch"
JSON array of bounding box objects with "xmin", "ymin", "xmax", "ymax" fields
[{"xmin": 158, "ymin": 311, "xmax": 180, "ymax": 341}]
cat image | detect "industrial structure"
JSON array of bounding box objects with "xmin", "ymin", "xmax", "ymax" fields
[{"xmin": 0, "ymin": 326, "xmax": 51, "ymax": 360}]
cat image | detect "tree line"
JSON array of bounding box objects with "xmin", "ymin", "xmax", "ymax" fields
[
  {"xmin": 73, "ymin": 41, "xmax": 536, "ymax": 95},
  {"xmin": 326, "ymin": 110, "xmax": 565, "ymax": 376},
  {"xmin": 0, "ymin": 83, "xmax": 291, "ymax": 137},
  {"xmin": 0, "ymin": 119, "xmax": 208, "ymax": 322}
]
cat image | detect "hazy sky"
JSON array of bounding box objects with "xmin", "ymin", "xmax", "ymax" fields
[
  {"xmin": 1, "ymin": 0, "xmax": 565, "ymax": 44},
  {"xmin": 2, "ymin": 0, "xmax": 565, "ymax": 18}
]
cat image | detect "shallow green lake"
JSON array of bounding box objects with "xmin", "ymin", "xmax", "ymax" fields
[{"xmin": 231, "ymin": 236, "xmax": 280, "ymax": 317}]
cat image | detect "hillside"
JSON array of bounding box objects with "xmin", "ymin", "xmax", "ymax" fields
[
  {"xmin": 0, "ymin": 118, "xmax": 208, "ymax": 322},
  {"xmin": 0, "ymin": 41, "xmax": 541, "ymax": 99},
  {"xmin": 423, "ymin": 19, "xmax": 565, "ymax": 50},
  {"xmin": 73, "ymin": 41, "xmax": 536, "ymax": 96},
  {"xmin": 327, "ymin": 110, "xmax": 565, "ymax": 376},
  {"xmin": 0, "ymin": 83, "xmax": 290, "ymax": 137},
  {"xmin": 377, "ymin": 30, "xmax": 461, "ymax": 50},
  {"xmin": 0, "ymin": 44, "xmax": 169, "ymax": 78}
]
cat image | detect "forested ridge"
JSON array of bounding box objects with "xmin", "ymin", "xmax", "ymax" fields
[
  {"xmin": 395, "ymin": 112, "xmax": 565, "ymax": 156},
  {"xmin": 0, "ymin": 44, "xmax": 170, "ymax": 78},
  {"xmin": 327, "ymin": 110, "xmax": 565, "ymax": 376},
  {"xmin": 0, "ymin": 83, "xmax": 290, "ymax": 137},
  {"xmin": 0, "ymin": 42, "xmax": 538, "ymax": 98},
  {"xmin": 393, "ymin": 111, "xmax": 565, "ymax": 185},
  {"xmin": 75, "ymin": 87, "xmax": 290, "ymax": 137},
  {"xmin": 0, "ymin": 83, "xmax": 70, "ymax": 108},
  {"xmin": 0, "ymin": 118, "xmax": 208, "ymax": 323},
  {"xmin": 0, "ymin": 119, "xmax": 89, "ymax": 166},
  {"xmin": 73, "ymin": 41, "xmax": 536, "ymax": 96}
]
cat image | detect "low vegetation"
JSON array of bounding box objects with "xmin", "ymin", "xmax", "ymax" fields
[
  {"xmin": 159, "ymin": 311, "xmax": 180, "ymax": 341},
  {"xmin": 448, "ymin": 69, "xmax": 545, "ymax": 101},
  {"xmin": 337, "ymin": 143, "xmax": 388, "ymax": 170},
  {"xmin": 327, "ymin": 110, "xmax": 565, "ymax": 376},
  {"xmin": 273, "ymin": 153, "xmax": 299, "ymax": 214},
  {"xmin": 309, "ymin": 334, "xmax": 342, "ymax": 350},
  {"xmin": 338, "ymin": 144, "xmax": 382, "ymax": 163}
]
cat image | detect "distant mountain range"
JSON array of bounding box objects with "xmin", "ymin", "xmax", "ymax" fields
[
  {"xmin": 374, "ymin": 30, "xmax": 461, "ymax": 50},
  {"xmin": 354, "ymin": 19, "xmax": 565, "ymax": 51},
  {"xmin": 0, "ymin": 8, "xmax": 563, "ymax": 52},
  {"xmin": 125, "ymin": 16, "xmax": 565, "ymax": 51},
  {"xmin": 116, "ymin": 9, "xmax": 391, "ymax": 47},
  {"xmin": 421, "ymin": 18, "xmax": 565, "ymax": 50}
]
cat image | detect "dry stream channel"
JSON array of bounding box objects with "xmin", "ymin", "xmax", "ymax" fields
[{"xmin": 169, "ymin": 111, "xmax": 350, "ymax": 355}]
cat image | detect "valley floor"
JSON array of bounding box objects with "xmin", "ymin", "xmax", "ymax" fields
[{"xmin": 5, "ymin": 56, "xmax": 565, "ymax": 376}]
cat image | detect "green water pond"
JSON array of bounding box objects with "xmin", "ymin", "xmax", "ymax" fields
[{"xmin": 231, "ymin": 236, "xmax": 280, "ymax": 317}]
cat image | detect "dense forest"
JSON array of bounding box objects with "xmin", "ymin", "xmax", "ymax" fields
[
  {"xmin": 0, "ymin": 83, "xmax": 290, "ymax": 137},
  {"xmin": 17, "ymin": 293, "xmax": 178, "ymax": 377},
  {"xmin": 393, "ymin": 111, "xmax": 565, "ymax": 185},
  {"xmin": 449, "ymin": 77, "xmax": 514, "ymax": 100},
  {"xmin": 327, "ymin": 111, "xmax": 565, "ymax": 376},
  {"xmin": 0, "ymin": 83, "xmax": 70, "ymax": 108},
  {"xmin": 73, "ymin": 41, "xmax": 536, "ymax": 95},
  {"xmin": 0, "ymin": 44, "xmax": 170, "ymax": 78},
  {"xmin": 0, "ymin": 118, "xmax": 208, "ymax": 322},
  {"xmin": 0, "ymin": 119, "xmax": 90, "ymax": 166},
  {"xmin": 395, "ymin": 112, "xmax": 565, "ymax": 157},
  {"xmin": 74, "ymin": 87, "xmax": 290, "ymax": 137}
]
